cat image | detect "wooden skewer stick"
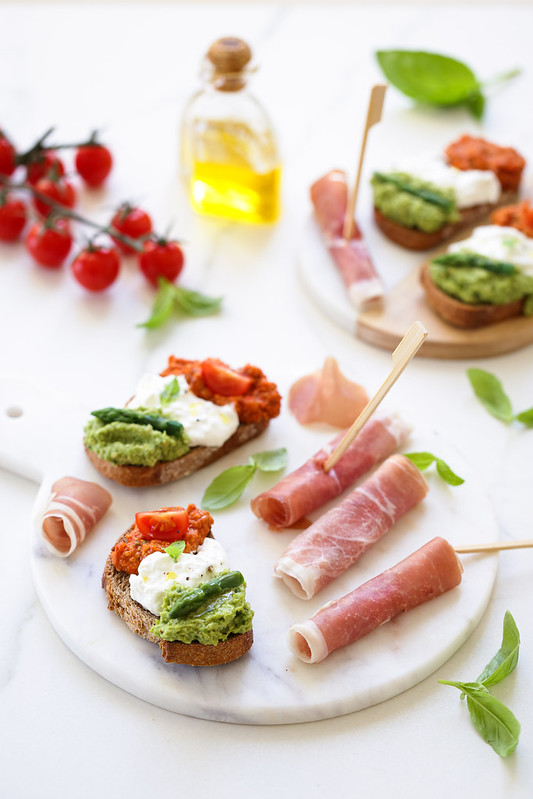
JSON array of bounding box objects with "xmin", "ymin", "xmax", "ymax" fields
[
  {"xmin": 323, "ymin": 320, "xmax": 428, "ymax": 472},
  {"xmin": 342, "ymin": 83, "xmax": 387, "ymax": 240},
  {"xmin": 455, "ymin": 539, "xmax": 533, "ymax": 554}
]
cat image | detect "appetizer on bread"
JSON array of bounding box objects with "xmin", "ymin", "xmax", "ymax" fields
[
  {"xmin": 84, "ymin": 356, "xmax": 281, "ymax": 487},
  {"xmin": 421, "ymin": 224, "xmax": 533, "ymax": 328},
  {"xmin": 102, "ymin": 505, "xmax": 254, "ymax": 665},
  {"xmin": 372, "ymin": 135, "xmax": 525, "ymax": 250}
]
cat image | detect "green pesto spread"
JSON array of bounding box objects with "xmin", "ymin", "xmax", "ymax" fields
[
  {"xmin": 429, "ymin": 262, "xmax": 533, "ymax": 310},
  {"xmin": 84, "ymin": 416, "xmax": 189, "ymax": 467},
  {"xmin": 371, "ymin": 172, "xmax": 459, "ymax": 233},
  {"xmin": 151, "ymin": 578, "xmax": 254, "ymax": 645}
]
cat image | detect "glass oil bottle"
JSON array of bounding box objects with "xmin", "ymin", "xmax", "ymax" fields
[{"xmin": 180, "ymin": 37, "xmax": 281, "ymax": 224}]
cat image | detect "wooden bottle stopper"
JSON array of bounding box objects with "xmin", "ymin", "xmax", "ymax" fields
[{"xmin": 207, "ymin": 37, "xmax": 252, "ymax": 91}]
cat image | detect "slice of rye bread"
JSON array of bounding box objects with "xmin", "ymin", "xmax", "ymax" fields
[
  {"xmin": 374, "ymin": 191, "xmax": 517, "ymax": 251},
  {"xmin": 102, "ymin": 546, "xmax": 254, "ymax": 666},
  {"xmin": 86, "ymin": 419, "xmax": 269, "ymax": 487},
  {"xmin": 420, "ymin": 261, "xmax": 525, "ymax": 329}
]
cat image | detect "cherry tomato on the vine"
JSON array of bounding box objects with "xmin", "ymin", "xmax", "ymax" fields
[
  {"xmin": 75, "ymin": 145, "xmax": 113, "ymax": 187},
  {"xmin": 33, "ymin": 176, "xmax": 76, "ymax": 217},
  {"xmin": 25, "ymin": 218, "xmax": 73, "ymax": 268},
  {"xmin": 26, "ymin": 151, "xmax": 65, "ymax": 186},
  {"xmin": 0, "ymin": 194, "xmax": 27, "ymax": 241},
  {"xmin": 139, "ymin": 239, "xmax": 184, "ymax": 286},
  {"xmin": 110, "ymin": 203, "xmax": 152, "ymax": 254},
  {"xmin": 71, "ymin": 245, "xmax": 120, "ymax": 291},
  {"xmin": 0, "ymin": 131, "xmax": 16, "ymax": 177}
]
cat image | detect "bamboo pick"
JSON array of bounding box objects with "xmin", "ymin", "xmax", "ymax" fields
[
  {"xmin": 342, "ymin": 83, "xmax": 387, "ymax": 240},
  {"xmin": 454, "ymin": 539, "xmax": 533, "ymax": 554},
  {"xmin": 323, "ymin": 320, "xmax": 428, "ymax": 472}
]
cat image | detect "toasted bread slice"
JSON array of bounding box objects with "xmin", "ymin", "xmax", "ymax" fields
[
  {"xmin": 102, "ymin": 550, "xmax": 253, "ymax": 666},
  {"xmin": 420, "ymin": 261, "xmax": 525, "ymax": 329},
  {"xmin": 86, "ymin": 419, "xmax": 268, "ymax": 487},
  {"xmin": 374, "ymin": 191, "xmax": 517, "ymax": 251}
]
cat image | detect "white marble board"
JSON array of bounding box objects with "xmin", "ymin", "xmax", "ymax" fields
[{"xmin": 0, "ymin": 376, "xmax": 498, "ymax": 724}]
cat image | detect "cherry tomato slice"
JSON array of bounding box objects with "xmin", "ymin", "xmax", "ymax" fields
[
  {"xmin": 135, "ymin": 507, "xmax": 189, "ymax": 542},
  {"xmin": 75, "ymin": 144, "xmax": 113, "ymax": 187},
  {"xmin": 201, "ymin": 358, "xmax": 253, "ymax": 396}
]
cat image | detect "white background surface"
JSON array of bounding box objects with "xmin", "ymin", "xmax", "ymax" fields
[{"xmin": 1, "ymin": 3, "xmax": 532, "ymax": 798}]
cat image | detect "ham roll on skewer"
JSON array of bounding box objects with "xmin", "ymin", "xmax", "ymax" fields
[
  {"xmin": 310, "ymin": 169, "xmax": 384, "ymax": 310},
  {"xmin": 39, "ymin": 476, "xmax": 112, "ymax": 557},
  {"xmin": 289, "ymin": 536, "xmax": 463, "ymax": 664},
  {"xmin": 251, "ymin": 412, "xmax": 410, "ymax": 529},
  {"xmin": 275, "ymin": 454, "xmax": 429, "ymax": 599}
]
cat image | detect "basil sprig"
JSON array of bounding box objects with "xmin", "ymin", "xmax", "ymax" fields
[
  {"xmin": 404, "ymin": 452, "xmax": 464, "ymax": 486},
  {"xmin": 376, "ymin": 50, "xmax": 520, "ymax": 119},
  {"xmin": 164, "ymin": 540, "xmax": 186, "ymax": 561},
  {"xmin": 138, "ymin": 277, "xmax": 223, "ymax": 329},
  {"xmin": 467, "ymin": 369, "xmax": 533, "ymax": 426},
  {"xmin": 432, "ymin": 252, "xmax": 517, "ymax": 275},
  {"xmin": 439, "ymin": 612, "xmax": 521, "ymax": 757},
  {"xmin": 372, "ymin": 172, "xmax": 455, "ymax": 211},
  {"xmin": 202, "ymin": 448, "xmax": 288, "ymax": 511},
  {"xmin": 160, "ymin": 377, "xmax": 180, "ymax": 405}
]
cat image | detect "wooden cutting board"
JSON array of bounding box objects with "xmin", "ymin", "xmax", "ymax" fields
[{"xmin": 299, "ymin": 217, "xmax": 533, "ymax": 359}]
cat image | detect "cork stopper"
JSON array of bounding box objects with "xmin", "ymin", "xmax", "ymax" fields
[{"xmin": 206, "ymin": 37, "xmax": 252, "ymax": 91}]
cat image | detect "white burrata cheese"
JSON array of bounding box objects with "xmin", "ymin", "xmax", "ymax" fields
[
  {"xmin": 129, "ymin": 537, "xmax": 230, "ymax": 616},
  {"xmin": 393, "ymin": 152, "xmax": 501, "ymax": 209},
  {"xmin": 448, "ymin": 225, "xmax": 533, "ymax": 275},
  {"xmin": 127, "ymin": 373, "xmax": 239, "ymax": 447}
]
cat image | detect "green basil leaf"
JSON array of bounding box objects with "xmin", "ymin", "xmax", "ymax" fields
[
  {"xmin": 467, "ymin": 368, "xmax": 514, "ymax": 423},
  {"xmin": 477, "ymin": 611, "xmax": 520, "ymax": 687},
  {"xmin": 514, "ymin": 407, "xmax": 533, "ymax": 427},
  {"xmin": 464, "ymin": 90, "xmax": 486, "ymax": 119},
  {"xmin": 250, "ymin": 447, "xmax": 288, "ymax": 473},
  {"xmin": 164, "ymin": 541, "xmax": 186, "ymax": 561},
  {"xmin": 173, "ymin": 285, "xmax": 223, "ymax": 317},
  {"xmin": 202, "ymin": 464, "xmax": 257, "ymax": 510},
  {"xmin": 376, "ymin": 50, "xmax": 480, "ymax": 106},
  {"xmin": 404, "ymin": 452, "xmax": 464, "ymax": 485},
  {"xmin": 137, "ymin": 278, "xmax": 176, "ymax": 329},
  {"xmin": 160, "ymin": 377, "xmax": 180, "ymax": 405},
  {"xmin": 439, "ymin": 680, "xmax": 520, "ymax": 757}
]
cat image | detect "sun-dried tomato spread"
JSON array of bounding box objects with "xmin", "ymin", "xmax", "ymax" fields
[
  {"xmin": 161, "ymin": 357, "xmax": 281, "ymax": 425},
  {"xmin": 491, "ymin": 200, "xmax": 533, "ymax": 239},
  {"xmin": 445, "ymin": 135, "xmax": 525, "ymax": 192},
  {"xmin": 111, "ymin": 504, "xmax": 214, "ymax": 575}
]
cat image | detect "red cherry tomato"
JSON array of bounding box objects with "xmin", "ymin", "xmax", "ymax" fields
[
  {"xmin": 139, "ymin": 239, "xmax": 184, "ymax": 286},
  {"xmin": 71, "ymin": 245, "xmax": 120, "ymax": 291},
  {"xmin": 33, "ymin": 176, "xmax": 76, "ymax": 217},
  {"xmin": 201, "ymin": 358, "xmax": 253, "ymax": 396},
  {"xmin": 25, "ymin": 218, "xmax": 72, "ymax": 268},
  {"xmin": 0, "ymin": 195, "xmax": 27, "ymax": 241},
  {"xmin": 75, "ymin": 144, "xmax": 113, "ymax": 187},
  {"xmin": 26, "ymin": 151, "xmax": 65, "ymax": 186},
  {"xmin": 135, "ymin": 507, "xmax": 189, "ymax": 542},
  {"xmin": 110, "ymin": 203, "xmax": 152, "ymax": 254},
  {"xmin": 0, "ymin": 131, "xmax": 16, "ymax": 177}
]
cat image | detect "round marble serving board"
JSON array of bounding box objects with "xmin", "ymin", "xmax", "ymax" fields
[
  {"xmin": 0, "ymin": 375, "xmax": 499, "ymax": 725},
  {"xmin": 298, "ymin": 216, "xmax": 533, "ymax": 359}
]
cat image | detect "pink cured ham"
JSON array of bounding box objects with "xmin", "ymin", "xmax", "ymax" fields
[
  {"xmin": 310, "ymin": 169, "xmax": 384, "ymax": 309},
  {"xmin": 288, "ymin": 356, "xmax": 368, "ymax": 428},
  {"xmin": 275, "ymin": 454, "xmax": 428, "ymax": 599},
  {"xmin": 39, "ymin": 476, "xmax": 112, "ymax": 557},
  {"xmin": 250, "ymin": 412, "xmax": 410, "ymax": 529},
  {"xmin": 288, "ymin": 536, "xmax": 463, "ymax": 663}
]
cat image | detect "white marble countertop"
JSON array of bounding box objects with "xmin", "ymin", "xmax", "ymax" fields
[{"xmin": 1, "ymin": 3, "xmax": 532, "ymax": 797}]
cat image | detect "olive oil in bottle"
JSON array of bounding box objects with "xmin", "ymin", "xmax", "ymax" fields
[{"xmin": 181, "ymin": 37, "xmax": 281, "ymax": 224}]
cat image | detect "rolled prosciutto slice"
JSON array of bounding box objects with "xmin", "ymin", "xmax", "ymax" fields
[
  {"xmin": 310, "ymin": 169, "xmax": 384, "ymax": 309},
  {"xmin": 288, "ymin": 356, "xmax": 369, "ymax": 428},
  {"xmin": 39, "ymin": 476, "xmax": 112, "ymax": 557},
  {"xmin": 288, "ymin": 536, "xmax": 463, "ymax": 664},
  {"xmin": 275, "ymin": 454, "xmax": 428, "ymax": 599},
  {"xmin": 250, "ymin": 412, "xmax": 410, "ymax": 529}
]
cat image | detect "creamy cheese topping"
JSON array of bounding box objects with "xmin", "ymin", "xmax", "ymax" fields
[
  {"xmin": 393, "ymin": 153, "xmax": 501, "ymax": 209},
  {"xmin": 129, "ymin": 537, "xmax": 230, "ymax": 616},
  {"xmin": 448, "ymin": 225, "xmax": 533, "ymax": 275},
  {"xmin": 127, "ymin": 373, "xmax": 239, "ymax": 447}
]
